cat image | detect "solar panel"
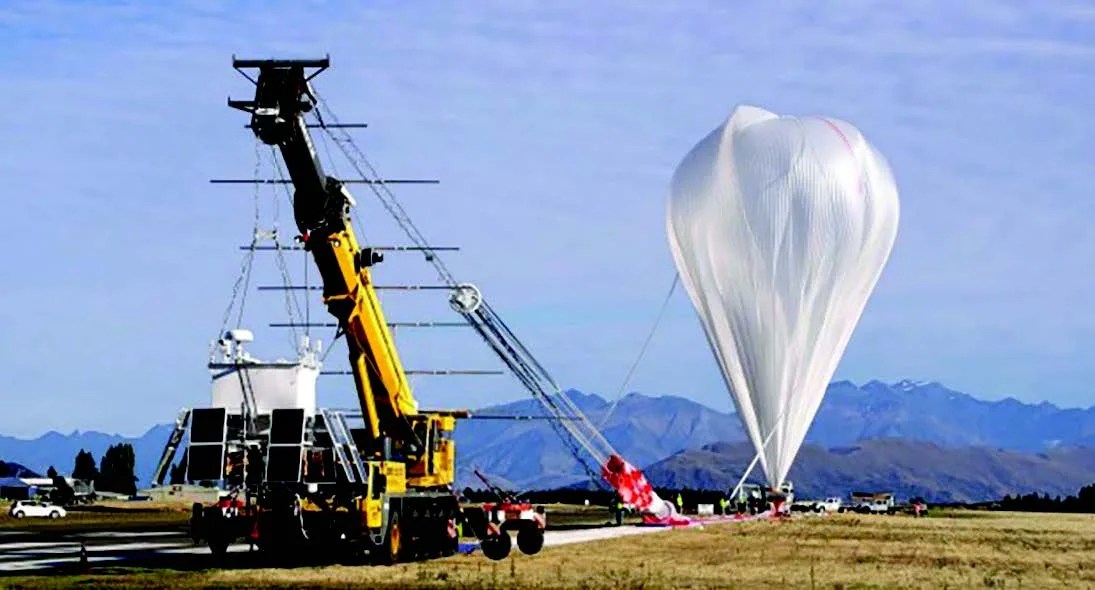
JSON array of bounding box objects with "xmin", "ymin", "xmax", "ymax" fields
[
  {"xmin": 266, "ymin": 446, "xmax": 303, "ymax": 482},
  {"xmin": 266, "ymin": 408, "xmax": 307, "ymax": 483},
  {"xmin": 187, "ymin": 445, "xmax": 225, "ymax": 482},
  {"xmin": 187, "ymin": 408, "xmax": 228, "ymax": 482},
  {"xmin": 190, "ymin": 408, "xmax": 228, "ymax": 444},
  {"xmin": 270, "ymin": 409, "xmax": 306, "ymax": 445}
]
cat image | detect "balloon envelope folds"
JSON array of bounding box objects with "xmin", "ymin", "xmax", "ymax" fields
[{"xmin": 667, "ymin": 105, "xmax": 900, "ymax": 488}]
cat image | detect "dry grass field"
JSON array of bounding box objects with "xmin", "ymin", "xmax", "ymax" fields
[{"xmin": 5, "ymin": 510, "xmax": 1095, "ymax": 589}]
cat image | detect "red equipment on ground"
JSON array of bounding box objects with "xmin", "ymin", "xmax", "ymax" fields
[{"xmin": 466, "ymin": 469, "xmax": 547, "ymax": 560}]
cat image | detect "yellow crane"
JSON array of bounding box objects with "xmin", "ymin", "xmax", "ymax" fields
[
  {"xmin": 225, "ymin": 57, "xmax": 464, "ymax": 564},
  {"xmin": 191, "ymin": 55, "xmax": 671, "ymax": 563}
]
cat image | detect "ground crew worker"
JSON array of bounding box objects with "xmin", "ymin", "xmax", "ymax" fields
[
  {"xmin": 719, "ymin": 496, "xmax": 730, "ymax": 516},
  {"xmin": 675, "ymin": 492, "xmax": 684, "ymax": 514},
  {"xmin": 78, "ymin": 541, "xmax": 89, "ymax": 574},
  {"xmin": 613, "ymin": 497, "xmax": 624, "ymax": 526}
]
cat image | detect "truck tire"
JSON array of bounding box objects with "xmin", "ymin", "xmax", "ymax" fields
[
  {"xmin": 49, "ymin": 511, "xmax": 60, "ymax": 519},
  {"xmin": 440, "ymin": 533, "xmax": 458, "ymax": 557},
  {"xmin": 516, "ymin": 527, "xmax": 544, "ymax": 555},
  {"xmin": 13, "ymin": 511, "xmax": 24, "ymax": 519},
  {"xmin": 202, "ymin": 508, "xmax": 238, "ymax": 558},
  {"xmin": 208, "ymin": 538, "xmax": 229, "ymax": 557},
  {"xmin": 189, "ymin": 502, "xmax": 204, "ymax": 545},
  {"xmin": 481, "ymin": 533, "xmax": 511, "ymax": 561}
]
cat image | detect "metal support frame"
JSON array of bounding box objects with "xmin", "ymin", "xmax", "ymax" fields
[
  {"xmin": 230, "ymin": 55, "xmax": 330, "ymax": 86},
  {"xmin": 152, "ymin": 408, "xmax": 192, "ymax": 486},
  {"xmin": 246, "ymin": 123, "xmax": 367, "ymax": 130},
  {"xmin": 320, "ymin": 369, "xmax": 503, "ymax": 376},
  {"xmin": 318, "ymin": 409, "xmax": 357, "ymax": 483},
  {"xmin": 240, "ymin": 245, "xmax": 459, "ymax": 252},
  {"xmin": 211, "ymin": 178, "xmax": 438, "ymax": 185},
  {"xmin": 258, "ymin": 285, "xmax": 450, "ymax": 291},
  {"xmin": 270, "ymin": 321, "xmax": 466, "ymax": 329}
]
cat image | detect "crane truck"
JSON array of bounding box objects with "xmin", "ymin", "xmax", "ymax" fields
[
  {"xmin": 194, "ymin": 57, "xmax": 468, "ymax": 564},
  {"xmin": 182, "ymin": 55, "xmax": 685, "ymax": 563}
]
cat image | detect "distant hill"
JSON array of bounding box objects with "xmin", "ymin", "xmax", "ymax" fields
[
  {"xmin": 643, "ymin": 439, "xmax": 1095, "ymax": 503},
  {"xmin": 2, "ymin": 380, "xmax": 1093, "ymax": 499},
  {"xmin": 0, "ymin": 460, "xmax": 39, "ymax": 479}
]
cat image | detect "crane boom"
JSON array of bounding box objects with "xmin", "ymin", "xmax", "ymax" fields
[
  {"xmin": 182, "ymin": 57, "xmax": 476, "ymax": 564},
  {"xmin": 230, "ymin": 57, "xmax": 435, "ymax": 470}
]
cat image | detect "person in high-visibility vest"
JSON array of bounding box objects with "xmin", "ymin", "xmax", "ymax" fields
[
  {"xmin": 675, "ymin": 492, "xmax": 684, "ymax": 514},
  {"xmin": 719, "ymin": 497, "xmax": 730, "ymax": 516},
  {"xmin": 613, "ymin": 496, "xmax": 624, "ymax": 526}
]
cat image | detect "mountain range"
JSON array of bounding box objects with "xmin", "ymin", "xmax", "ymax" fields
[
  {"xmin": 455, "ymin": 380, "xmax": 1095, "ymax": 493},
  {"xmin": 643, "ymin": 440, "xmax": 1095, "ymax": 503},
  {"xmin": 1, "ymin": 380, "xmax": 1093, "ymax": 501},
  {"xmin": 0, "ymin": 425, "xmax": 174, "ymax": 486},
  {"xmin": 811, "ymin": 380, "xmax": 1095, "ymax": 451},
  {"xmin": 455, "ymin": 390, "xmax": 734, "ymax": 489}
]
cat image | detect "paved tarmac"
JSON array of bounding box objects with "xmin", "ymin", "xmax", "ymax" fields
[{"xmin": 0, "ymin": 519, "xmax": 691, "ymax": 575}]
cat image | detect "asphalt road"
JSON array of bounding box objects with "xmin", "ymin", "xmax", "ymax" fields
[
  {"xmin": 0, "ymin": 520, "xmax": 685, "ymax": 575},
  {"xmin": 0, "ymin": 527, "xmax": 251, "ymax": 574}
]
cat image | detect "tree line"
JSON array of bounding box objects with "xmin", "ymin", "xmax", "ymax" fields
[
  {"xmin": 462, "ymin": 482, "xmax": 1095, "ymax": 514},
  {"xmin": 996, "ymin": 484, "xmax": 1095, "ymax": 513},
  {"xmin": 67, "ymin": 443, "xmax": 139, "ymax": 496}
]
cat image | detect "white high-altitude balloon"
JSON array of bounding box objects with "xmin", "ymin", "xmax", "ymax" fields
[{"xmin": 667, "ymin": 106, "xmax": 899, "ymax": 488}]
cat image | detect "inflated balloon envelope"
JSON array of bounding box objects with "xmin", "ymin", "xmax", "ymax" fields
[{"xmin": 666, "ymin": 105, "xmax": 900, "ymax": 489}]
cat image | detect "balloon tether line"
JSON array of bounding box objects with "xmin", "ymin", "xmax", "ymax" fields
[
  {"xmin": 598, "ymin": 273, "xmax": 680, "ymax": 429},
  {"xmin": 729, "ymin": 404, "xmax": 792, "ymax": 502}
]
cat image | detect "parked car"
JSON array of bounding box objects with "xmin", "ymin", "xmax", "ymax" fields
[
  {"xmin": 9, "ymin": 500, "xmax": 67, "ymax": 519},
  {"xmin": 814, "ymin": 497, "xmax": 843, "ymax": 513}
]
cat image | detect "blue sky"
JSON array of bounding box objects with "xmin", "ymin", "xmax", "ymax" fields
[{"xmin": 0, "ymin": 1, "xmax": 1092, "ymax": 437}]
